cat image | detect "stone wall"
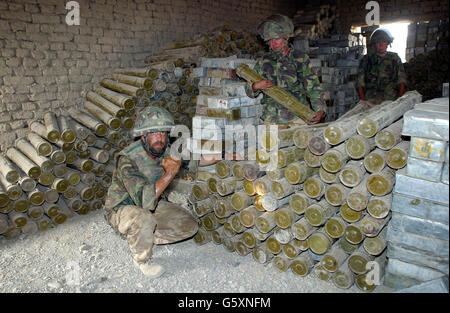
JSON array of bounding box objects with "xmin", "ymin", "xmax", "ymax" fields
[{"xmin": 0, "ymin": 0, "xmax": 298, "ymax": 149}]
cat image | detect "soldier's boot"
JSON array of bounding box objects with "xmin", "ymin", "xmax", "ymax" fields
[
  {"xmin": 133, "ymin": 259, "xmax": 165, "ymax": 278},
  {"xmin": 107, "ymin": 205, "xmax": 161, "ymax": 276}
]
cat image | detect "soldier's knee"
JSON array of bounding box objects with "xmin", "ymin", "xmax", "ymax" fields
[
  {"xmin": 138, "ymin": 211, "xmax": 157, "ymax": 230},
  {"xmin": 178, "ymin": 211, "xmax": 199, "ymax": 238},
  {"xmin": 186, "ymin": 219, "xmax": 199, "ymax": 238}
]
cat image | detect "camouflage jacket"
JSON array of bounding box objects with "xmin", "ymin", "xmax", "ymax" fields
[
  {"xmin": 104, "ymin": 140, "xmax": 198, "ymax": 214},
  {"xmin": 357, "ymin": 52, "xmax": 407, "ymax": 105},
  {"xmin": 246, "ymin": 45, "xmax": 324, "ymax": 124}
]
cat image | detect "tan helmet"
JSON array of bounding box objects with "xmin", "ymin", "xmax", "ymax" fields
[
  {"xmin": 370, "ymin": 28, "xmax": 394, "ymax": 44},
  {"xmin": 257, "ymin": 14, "xmax": 294, "ymax": 41},
  {"xmin": 132, "ymin": 106, "xmax": 175, "ymax": 137}
]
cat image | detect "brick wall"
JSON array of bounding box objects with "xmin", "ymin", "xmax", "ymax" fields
[{"xmin": 0, "ymin": 0, "xmax": 298, "ymax": 149}]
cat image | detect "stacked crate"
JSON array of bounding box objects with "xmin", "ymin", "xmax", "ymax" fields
[
  {"xmin": 189, "ymin": 56, "xmax": 264, "ymax": 240},
  {"xmin": 303, "ymin": 34, "xmax": 364, "ymax": 122},
  {"xmin": 191, "ymin": 56, "xmax": 262, "ymax": 157},
  {"xmin": 406, "ymin": 18, "xmax": 449, "ymax": 61},
  {"xmin": 384, "ymin": 96, "xmax": 449, "ymax": 290}
]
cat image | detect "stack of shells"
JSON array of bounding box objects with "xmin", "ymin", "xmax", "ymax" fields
[
  {"xmin": 136, "ymin": 24, "xmax": 267, "ymax": 128},
  {"xmin": 292, "ymin": 4, "xmax": 338, "ymax": 40},
  {"xmin": 0, "ymin": 25, "xmax": 268, "ymax": 240},
  {"xmin": 113, "ymin": 58, "xmax": 199, "ymax": 130},
  {"xmin": 0, "ymin": 75, "xmax": 139, "ymax": 238},
  {"xmin": 145, "ymin": 24, "xmax": 266, "ymax": 62},
  {"xmin": 189, "ymin": 91, "xmax": 423, "ymax": 291}
]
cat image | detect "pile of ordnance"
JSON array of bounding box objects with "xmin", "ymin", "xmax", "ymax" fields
[
  {"xmin": 136, "ymin": 25, "xmax": 267, "ymax": 129},
  {"xmin": 404, "ymin": 46, "xmax": 449, "ymax": 101},
  {"xmin": 113, "ymin": 57, "xmax": 198, "ymax": 130},
  {"xmin": 191, "ymin": 91, "xmax": 422, "ymax": 291},
  {"xmin": 0, "ymin": 24, "xmax": 269, "ymax": 240},
  {"xmin": 0, "ymin": 73, "xmax": 142, "ymax": 238},
  {"xmin": 0, "ymin": 110, "xmax": 123, "ymax": 238},
  {"xmin": 292, "ymin": 4, "xmax": 337, "ymax": 40},
  {"xmin": 145, "ymin": 24, "xmax": 266, "ymax": 62}
]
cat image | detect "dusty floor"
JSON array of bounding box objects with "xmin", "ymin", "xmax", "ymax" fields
[{"xmin": 0, "ymin": 209, "xmax": 393, "ymax": 293}]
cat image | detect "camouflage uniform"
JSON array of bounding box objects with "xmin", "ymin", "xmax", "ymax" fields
[
  {"xmin": 358, "ymin": 28, "xmax": 407, "ymax": 105},
  {"xmin": 247, "ymin": 46, "xmax": 325, "ymax": 124},
  {"xmin": 247, "ymin": 14, "xmax": 325, "ymax": 125},
  {"xmin": 104, "ymin": 107, "xmax": 198, "ymax": 265}
]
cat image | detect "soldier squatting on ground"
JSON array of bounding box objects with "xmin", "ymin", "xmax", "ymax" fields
[{"xmin": 103, "ymin": 107, "xmax": 226, "ymax": 278}]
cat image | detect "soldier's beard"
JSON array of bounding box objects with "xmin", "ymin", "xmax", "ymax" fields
[{"xmin": 148, "ymin": 141, "xmax": 166, "ymax": 157}]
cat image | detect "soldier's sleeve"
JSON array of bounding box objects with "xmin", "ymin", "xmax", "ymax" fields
[
  {"xmin": 183, "ymin": 158, "xmax": 199, "ymax": 180},
  {"xmin": 357, "ymin": 55, "xmax": 368, "ymax": 88},
  {"xmin": 244, "ymin": 59, "xmax": 264, "ymax": 99},
  {"xmin": 116, "ymin": 155, "xmax": 158, "ymax": 212},
  {"xmin": 297, "ymin": 53, "xmax": 325, "ymax": 112},
  {"xmin": 395, "ymin": 55, "xmax": 407, "ymax": 85}
]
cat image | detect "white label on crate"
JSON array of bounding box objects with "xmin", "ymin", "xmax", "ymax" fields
[{"xmin": 207, "ymin": 96, "xmax": 241, "ymax": 109}]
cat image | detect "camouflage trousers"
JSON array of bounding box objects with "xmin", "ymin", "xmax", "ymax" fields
[{"xmin": 106, "ymin": 201, "xmax": 198, "ymax": 264}]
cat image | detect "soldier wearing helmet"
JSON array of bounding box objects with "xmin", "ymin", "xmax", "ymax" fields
[
  {"xmin": 357, "ymin": 28, "xmax": 407, "ymax": 105},
  {"xmin": 103, "ymin": 106, "xmax": 201, "ymax": 278},
  {"xmin": 247, "ymin": 14, "xmax": 326, "ymax": 125}
]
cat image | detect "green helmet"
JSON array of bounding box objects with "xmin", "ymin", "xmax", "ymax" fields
[
  {"xmin": 132, "ymin": 106, "xmax": 175, "ymax": 137},
  {"xmin": 257, "ymin": 14, "xmax": 294, "ymax": 41},
  {"xmin": 370, "ymin": 28, "xmax": 394, "ymax": 44}
]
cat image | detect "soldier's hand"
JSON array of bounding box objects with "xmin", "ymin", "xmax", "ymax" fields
[
  {"xmin": 307, "ymin": 110, "xmax": 325, "ymax": 125},
  {"xmin": 162, "ymin": 155, "xmax": 182, "ymax": 176},
  {"xmin": 252, "ymin": 80, "xmax": 274, "ymax": 91}
]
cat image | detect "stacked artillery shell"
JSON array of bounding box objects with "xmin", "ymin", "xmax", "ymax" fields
[
  {"xmin": 114, "ymin": 57, "xmax": 197, "ymax": 130},
  {"xmin": 137, "ymin": 24, "xmax": 267, "ymax": 130},
  {"xmin": 190, "ymin": 91, "xmax": 427, "ymax": 291},
  {"xmin": 292, "ymin": 4, "xmax": 337, "ymax": 41},
  {"xmin": 384, "ymin": 96, "xmax": 449, "ymax": 291},
  {"xmin": 145, "ymin": 24, "xmax": 265, "ymax": 64},
  {"xmin": 0, "ymin": 83, "xmax": 135, "ymax": 238}
]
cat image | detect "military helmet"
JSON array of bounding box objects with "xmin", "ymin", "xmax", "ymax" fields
[
  {"xmin": 370, "ymin": 28, "xmax": 394, "ymax": 44},
  {"xmin": 132, "ymin": 106, "xmax": 175, "ymax": 137},
  {"xmin": 257, "ymin": 14, "xmax": 294, "ymax": 41}
]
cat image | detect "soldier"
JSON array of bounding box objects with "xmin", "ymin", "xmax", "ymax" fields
[
  {"xmin": 247, "ymin": 14, "xmax": 326, "ymax": 126},
  {"xmin": 103, "ymin": 107, "xmax": 206, "ymax": 278},
  {"xmin": 357, "ymin": 28, "xmax": 407, "ymax": 105}
]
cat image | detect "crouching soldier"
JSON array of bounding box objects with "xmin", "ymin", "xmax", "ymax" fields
[{"xmin": 103, "ymin": 106, "xmax": 199, "ymax": 278}]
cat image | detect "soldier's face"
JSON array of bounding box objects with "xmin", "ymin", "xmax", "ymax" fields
[
  {"xmin": 268, "ymin": 38, "xmax": 286, "ymax": 51},
  {"xmin": 376, "ymin": 41, "xmax": 388, "ymax": 54},
  {"xmin": 143, "ymin": 132, "xmax": 167, "ymax": 155}
]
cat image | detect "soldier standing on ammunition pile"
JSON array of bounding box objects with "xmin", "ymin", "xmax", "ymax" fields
[
  {"xmin": 246, "ymin": 14, "xmax": 326, "ymax": 126},
  {"xmin": 103, "ymin": 107, "xmax": 219, "ymax": 278},
  {"xmin": 357, "ymin": 28, "xmax": 407, "ymax": 106}
]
